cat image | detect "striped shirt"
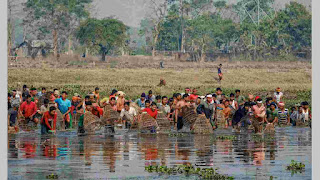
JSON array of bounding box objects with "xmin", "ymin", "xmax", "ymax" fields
[{"xmin": 278, "ymin": 109, "xmax": 289, "ymax": 125}]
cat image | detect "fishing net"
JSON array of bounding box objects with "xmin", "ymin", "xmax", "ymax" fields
[
  {"xmin": 139, "ymin": 112, "xmax": 158, "ymax": 130},
  {"xmin": 264, "ymin": 123, "xmax": 275, "ymax": 133},
  {"xmin": 193, "ymin": 115, "xmax": 213, "ymax": 134},
  {"xmin": 83, "ymin": 111, "xmax": 102, "ymax": 134},
  {"xmin": 156, "ymin": 112, "xmax": 170, "ymax": 133}
]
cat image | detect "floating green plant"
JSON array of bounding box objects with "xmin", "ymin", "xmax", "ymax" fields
[
  {"xmin": 46, "ymin": 173, "xmax": 58, "ymax": 179},
  {"xmin": 215, "ymin": 135, "xmax": 236, "ymax": 140},
  {"xmin": 286, "ymin": 160, "xmax": 305, "ymax": 176},
  {"xmin": 168, "ymin": 133, "xmax": 186, "ymax": 137},
  {"xmin": 145, "ymin": 164, "xmax": 234, "ymax": 179}
]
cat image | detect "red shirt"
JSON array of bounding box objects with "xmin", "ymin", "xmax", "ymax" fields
[
  {"xmin": 143, "ymin": 108, "xmax": 158, "ymax": 119},
  {"xmin": 20, "ymin": 101, "xmax": 37, "ymax": 118},
  {"xmin": 92, "ymin": 106, "xmax": 103, "ymax": 118},
  {"xmin": 189, "ymin": 94, "xmax": 198, "ymax": 101},
  {"xmin": 42, "ymin": 111, "xmax": 57, "ymax": 130}
]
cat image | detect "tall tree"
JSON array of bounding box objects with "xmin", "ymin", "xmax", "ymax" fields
[
  {"xmin": 76, "ymin": 18, "xmax": 128, "ymax": 61},
  {"xmin": 24, "ymin": 0, "xmax": 92, "ymax": 58}
]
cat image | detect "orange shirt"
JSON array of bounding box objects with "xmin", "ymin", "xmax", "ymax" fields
[{"xmin": 93, "ymin": 92, "xmax": 100, "ymax": 101}]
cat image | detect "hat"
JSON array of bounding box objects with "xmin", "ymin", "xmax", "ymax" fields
[
  {"xmin": 141, "ymin": 93, "xmax": 146, "ymax": 97},
  {"xmin": 54, "ymin": 90, "xmax": 60, "ymax": 95},
  {"xmin": 276, "ymin": 87, "xmax": 281, "ymax": 92},
  {"xmin": 117, "ymin": 91, "xmax": 125, "ymax": 97},
  {"xmin": 74, "ymin": 93, "xmax": 79, "ymax": 97},
  {"xmin": 255, "ymin": 96, "xmax": 260, "ymax": 101},
  {"xmin": 206, "ymin": 94, "xmax": 213, "ymax": 98},
  {"xmin": 278, "ymin": 102, "xmax": 285, "ymax": 107},
  {"xmin": 72, "ymin": 96, "xmax": 79, "ymax": 102}
]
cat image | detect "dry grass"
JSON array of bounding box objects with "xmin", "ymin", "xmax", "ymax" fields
[{"xmin": 8, "ymin": 67, "xmax": 311, "ymax": 103}]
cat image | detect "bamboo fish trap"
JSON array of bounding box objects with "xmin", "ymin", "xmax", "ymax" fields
[
  {"xmin": 102, "ymin": 104, "xmax": 120, "ymax": 126},
  {"xmin": 156, "ymin": 112, "xmax": 170, "ymax": 133},
  {"xmin": 215, "ymin": 109, "xmax": 226, "ymax": 128},
  {"xmin": 83, "ymin": 111, "xmax": 102, "ymax": 134},
  {"xmin": 139, "ymin": 112, "xmax": 158, "ymax": 130},
  {"xmin": 182, "ymin": 106, "xmax": 198, "ymax": 126},
  {"xmin": 193, "ymin": 115, "xmax": 213, "ymax": 134}
]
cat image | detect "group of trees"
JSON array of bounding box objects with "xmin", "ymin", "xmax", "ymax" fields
[
  {"xmin": 139, "ymin": 0, "xmax": 311, "ymax": 60},
  {"xmin": 8, "ymin": 0, "xmax": 311, "ymax": 61}
]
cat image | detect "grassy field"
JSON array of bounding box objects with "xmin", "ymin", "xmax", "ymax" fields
[{"xmin": 8, "ymin": 61, "xmax": 312, "ymax": 107}]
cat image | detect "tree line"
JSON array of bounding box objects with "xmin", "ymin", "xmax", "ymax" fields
[{"xmin": 7, "ymin": 0, "xmax": 311, "ymax": 61}]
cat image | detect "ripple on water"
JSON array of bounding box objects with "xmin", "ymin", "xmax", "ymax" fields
[{"xmin": 8, "ymin": 126, "xmax": 311, "ymax": 180}]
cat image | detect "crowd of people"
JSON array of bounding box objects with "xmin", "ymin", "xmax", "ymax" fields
[{"xmin": 8, "ymin": 84, "xmax": 312, "ymax": 135}]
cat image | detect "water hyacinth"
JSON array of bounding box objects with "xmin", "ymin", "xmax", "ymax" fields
[
  {"xmin": 145, "ymin": 164, "xmax": 234, "ymax": 179},
  {"xmin": 286, "ymin": 160, "xmax": 305, "ymax": 175}
]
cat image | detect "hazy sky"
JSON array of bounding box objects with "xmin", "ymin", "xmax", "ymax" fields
[{"xmin": 92, "ymin": 0, "xmax": 311, "ymax": 28}]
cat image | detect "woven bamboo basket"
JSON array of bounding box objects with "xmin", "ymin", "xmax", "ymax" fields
[
  {"xmin": 139, "ymin": 112, "xmax": 158, "ymax": 130},
  {"xmin": 193, "ymin": 115, "xmax": 213, "ymax": 134},
  {"xmin": 156, "ymin": 112, "xmax": 170, "ymax": 133},
  {"xmin": 130, "ymin": 102, "xmax": 141, "ymax": 114},
  {"xmin": 182, "ymin": 106, "xmax": 198, "ymax": 125},
  {"xmin": 216, "ymin": 109, "xmax": 226, "ymax": 128},
  {"xmin": 83, "ymin": 111, "xmax": 102, "ymax": 134},
  {"xmin": 102, "ymin": 104, "xmax": 120, "ymax": 126}
]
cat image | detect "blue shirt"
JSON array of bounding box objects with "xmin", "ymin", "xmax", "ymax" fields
[
  {"xmin": 135, "ymin": 98, "xmax": 146, "ymax": 108},
  {"xmin": 55, "ymin": 98, "xmax": 71, "ymax": 114}
]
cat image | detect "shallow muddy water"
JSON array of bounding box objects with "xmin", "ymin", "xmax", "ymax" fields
[{"xmin": 8, "ymin": 127, "xmax": 311, "ymax": 180}]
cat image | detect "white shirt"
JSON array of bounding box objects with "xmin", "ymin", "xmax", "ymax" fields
[{"xmin": 120, "ymin": 107, "xmax": 137, "ymax": 120}]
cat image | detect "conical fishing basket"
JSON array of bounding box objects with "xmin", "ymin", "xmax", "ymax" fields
[
  {"xmin": 84, "ymin": 111, "xmax": 102, "ymax": 133},
  {"xmin": 102, "ymin": 104, "xmax": 120, "ymax": 126},
  {"xmin": 182, "ymin": 106, "xmax": 198, "ymax": 126},
  {"xmin": 216, "ymin": 109, "xmax": 226, "ymax": 128},
  {"xmin": 193, "ymin": 115, "xmax": 213, "ymax": 134},
  {"xmin": 139, "ymin": 112, "xmax": 158, "ymax": 130},
  {"xmin": 156, "ymin": 112, "xmax": 170, "ymax": 133}
]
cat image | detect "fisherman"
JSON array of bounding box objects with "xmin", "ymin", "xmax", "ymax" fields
[
  {"xmin": 175, "ymin": 94, "xmax": 190, "ymax": 130},
  {"xmin": 155, "ymin": 95, "xmax": 162, "ymax": 108},
  {"xmin": 116, "ymin": 91, "xmax": 125, "ymax": 113},
  {"xmin": 22, "ymin": 85, "xmax": 30, "ymax": 102},
  {"xmin": 189, "ymin": 89, "xmax": 198, "ymax": 102},
  {"xmin": 222, "ymin": 100, "xmax": 231, "ymax": 128},
  {"xmin": 232, "ymin": 102, "xmax": 251, "ymax": 128},
  {"xmin": 217, "ymin": 64, "xmax": 223, "ymax": 82},
  {"xmin": 197, "ymin": 94, "xmax": 215, "ymax": 129},
  {"xmin": 19, "ymin": 95, "xmax": 39, "ymax": 124},
  {"xmin": 301, "ymin": 101, "xmax": 311, "ymax": 123},
  {"xmin": 273, "ymin": 87, "xmax": 283, "ymax": 104},
  {"xmin": 277, "ymin": 102, "xmax": 290, "ymax": 126},
  {"xmin": 41, "ymin": 106, "xmax": 57, "ymax": 135},
  {"xmin": 120, "ymin": 102, "xmax": 137, "ymax": 129},
  {"xmin": 146, "ymin": 90, "xmax": 156, "ymax": 102},
  {"xmin": 10, "ymin": 90, "xmax": 20, "ymax": 108},
  {"xmin": 252, "ymin": 98, "xmax": 266, "ymax": 133},
  {"xmin": 159, "ymin": 96, "xmax": 170, "ymax": 117},
  {"xmin": 135, "ymin": 93, "xmax": 146, "ymax": 109},
  {"xmin": 235, "ymin": 89, "xmax": 246, "ymax": 107},
  {"xmin": 143, "ymin": 102, "xmax": 158, "ymax": 119},
  {"xmin": 92, "ymin": 87, "xmax": 100, "ymax": 103},
  {"xmin": 55, "ymin": 91, "xmax": 72, "ymax": 129},
  {"xmin": 216, "ymin": 88, "xmax": 223, "ymax": 101},
  {"xmin": 266, "ymin": 102, "xmax": 278, "ymax": 126}
]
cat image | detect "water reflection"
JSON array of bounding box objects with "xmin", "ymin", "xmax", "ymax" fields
[{"xmin": 8, "ymin": 127, "xmax": 312, "ymax": 179}]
